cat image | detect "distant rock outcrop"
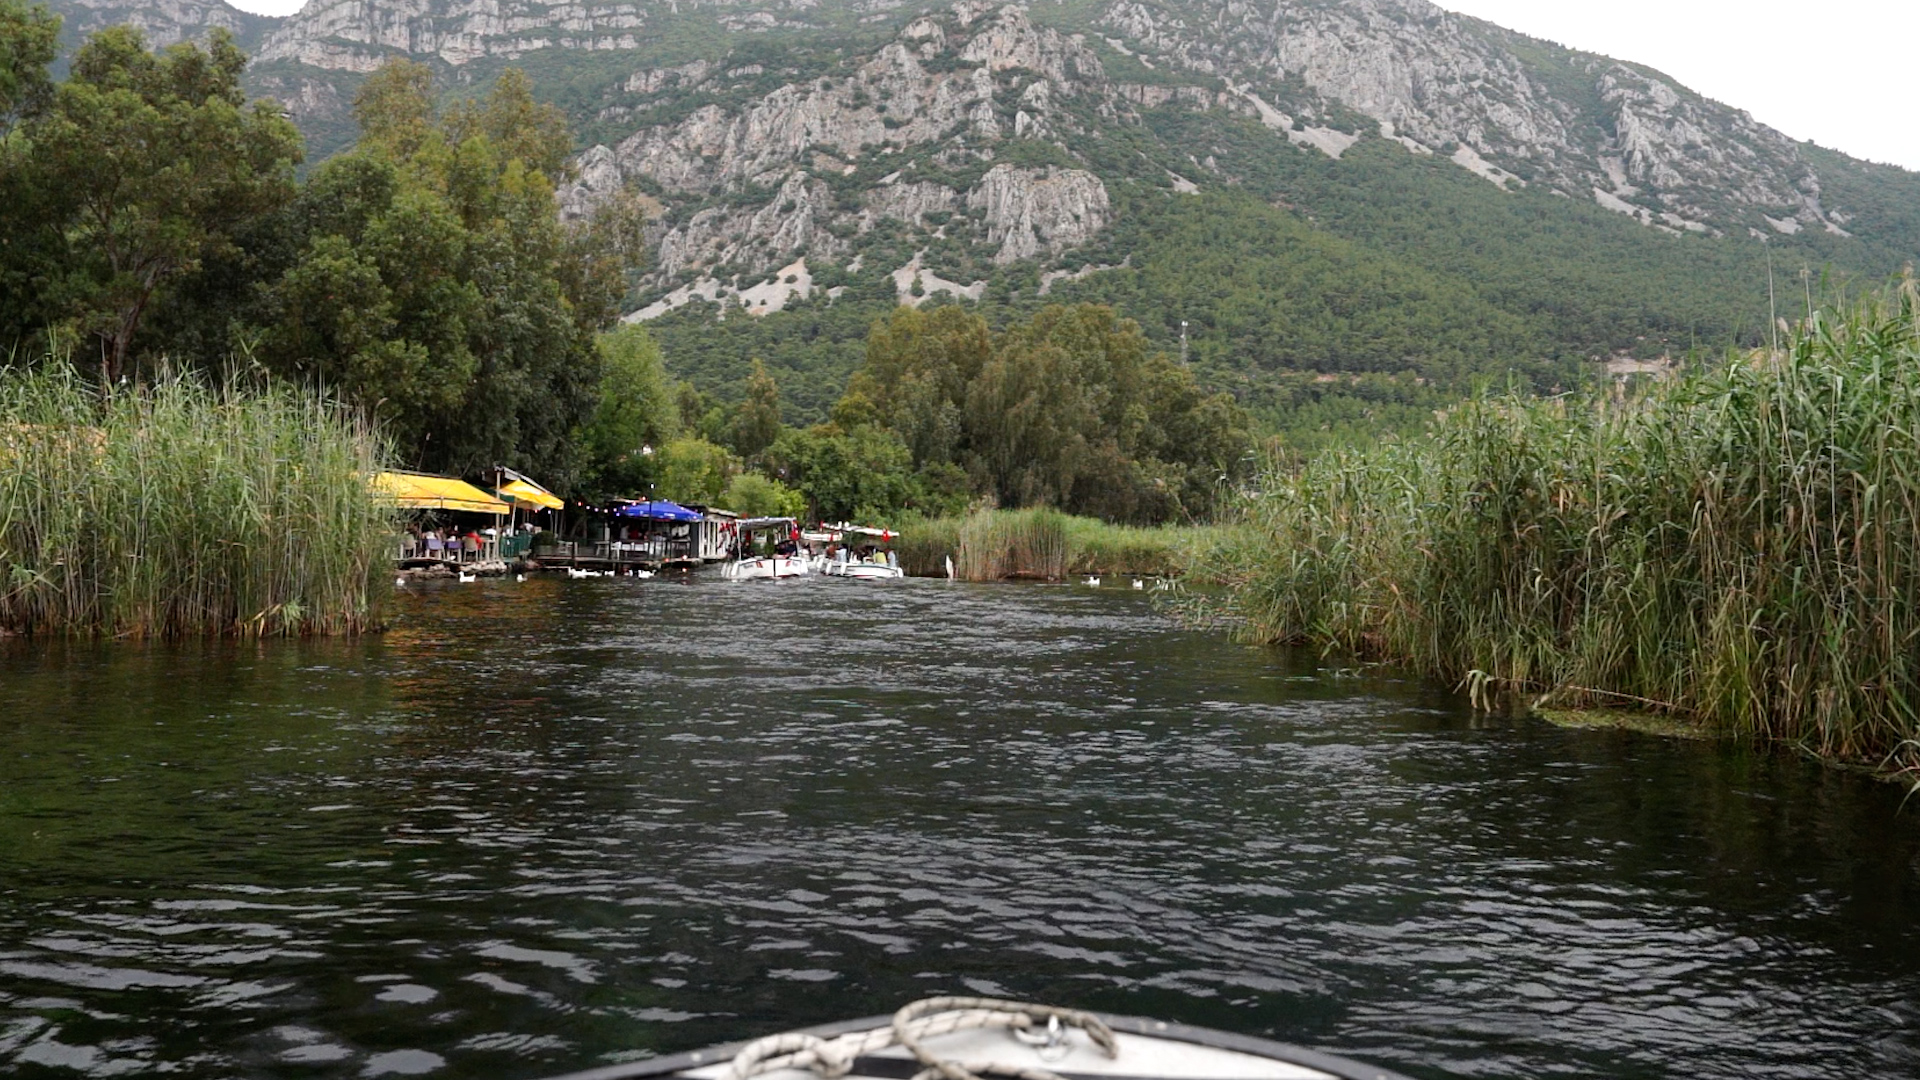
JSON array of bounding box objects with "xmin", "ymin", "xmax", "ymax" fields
[{"xmin": 41, "ymin": 0, "xmax": 1897, "ymax": 312}]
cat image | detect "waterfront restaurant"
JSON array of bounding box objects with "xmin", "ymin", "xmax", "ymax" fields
[
  {"xmin": 613, "ymin": 499, "xmax": 706, "ymax": 570},
  {"xmin": 374, "ymin": 470, "xmax": 511, "ymax": 565}
]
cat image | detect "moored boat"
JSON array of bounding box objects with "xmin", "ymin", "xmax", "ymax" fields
[
  {"xmin": 817, "ymin": 523, "xmax": 905, "ymax": 580},
  {"xmin": 724, "ymin": 517, "xmax": 811, "ymax": 580},
  {"xmin": 537, "ymin": 997, "xmax": 1410, "ymax": 1080}
]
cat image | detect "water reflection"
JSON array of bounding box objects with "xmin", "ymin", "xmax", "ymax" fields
[{"xmin": 2, "ymin": 576, "xmax": 1917, "ymax": 1079}]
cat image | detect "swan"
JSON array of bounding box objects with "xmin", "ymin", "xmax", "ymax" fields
[{"xmin": 1084, "ymin": 575, "xmax": 1100, "ymax": 587}]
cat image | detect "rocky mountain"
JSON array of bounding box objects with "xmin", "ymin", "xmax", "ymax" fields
[
  {"xmin": 47, "ymin": 0, "xmax": 268, "ymax": 52},
  {"xmin": 35, "ymin": 0, "xmax": 1920, "ymax": 422}
]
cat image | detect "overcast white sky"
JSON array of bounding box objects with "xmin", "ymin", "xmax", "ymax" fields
[
  {"xmin": 221, "ymin": 0, "xmax": 1919, "ymax": 171},
  {"xmin": 1441, "ymin": 0, "xmax": 1919, "ymax": 170}
]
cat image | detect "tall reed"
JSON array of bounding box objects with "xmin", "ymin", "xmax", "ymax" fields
[
  {"xmin": 1207, "ymin": 287, "xmax": 1920, "ymax": 766},
  {"xmin": 957, "ymin": 507, "xmax": 1070, "ymax": 580},
  {"xmin": 906, "ymin": 507, "xmax": 1203, "ymax": 580},
  {"xmin": 0, "ymin": 365, "xmax": 395, "ymax": 637},
  {"xmin": 893, "ymin": 513, "xmax": 960, "ymax": 577}
]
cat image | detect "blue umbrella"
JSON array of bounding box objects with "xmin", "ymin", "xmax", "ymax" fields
[{"xmin": 617, "ymin": 500, "xmax": 703, "ymax": 522}]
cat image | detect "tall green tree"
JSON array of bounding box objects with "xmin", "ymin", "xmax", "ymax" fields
[
  {"xmin": 580, "ymin": 324, "xmax": 678, "ymax": 499},
  {"xmin": 348, "ymin": 58, "xmax": 434, "ymax": 161},
  {"xmin": 730, "ymin": 358, "xmax": 783, "ymax": 459},
  {"xmin": 23, "ymin": 27, "xmax": 301, "ymax": 382},
  {"xmin": 442, "ymin": 68, "xmax": 570, "ymax": 182},
  {"xmin": 721, "ymin": 472, "xmax": 806, "ymax": 519},
  {"xmin": 242, "ymin": 58, "xmax": 634, "ymax": 484},
  {"xmin": 0, "ymin": 0, "xmax": 56, "ymax": 133},
  {"xmin": 653, "ymin": 436, "xmax": 736, "ymax": 506},
  {"xmin": 851, "ymin": 304, "xmax": 990, "ymax": 467},
  {"xmin": 764, "ymin": 424, "xmax": 921, "ymax": 524},
  {"xmin": 840, "ymin": 303, "xmax": 1250, "ymax": 522},
  {"xmin": 0, "ymin": 0, "xmax": 60, "ymax": 345}
]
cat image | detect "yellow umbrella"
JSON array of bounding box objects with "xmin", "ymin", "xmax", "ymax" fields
[
  {"xmin": 373, "ymin": 471, "xmax": 511, "ymax": 514},
  {"xmin": 495, "ymin": 477, "xmax": 563, "ymax": 510}
]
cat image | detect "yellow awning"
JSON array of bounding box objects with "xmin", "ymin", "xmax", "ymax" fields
[
  {"xmin": 373, "ymin": 471, "xmax": 511, "ymax": 514},
  {"xmin": 496, "ymin": 477, "xmax": 563, "ymax": 510}
]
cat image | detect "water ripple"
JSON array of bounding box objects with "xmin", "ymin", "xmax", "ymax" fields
[{"xmin": 2, "ymin": 579, "xmax": 1917, "ymax": 1078}]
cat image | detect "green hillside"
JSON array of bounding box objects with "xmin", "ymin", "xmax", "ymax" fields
[
  {"xmin": 648, "ymin": 105, "xmax": 1915, "ymax": 445},
  {"xmin": 28, "ymin": 0, "xmax": 1920, "ymax": 454}
]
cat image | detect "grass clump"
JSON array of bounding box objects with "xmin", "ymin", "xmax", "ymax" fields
[
  {"xmin": 904, "ymin": 507, "xmax": 1207, "ymax": 580},
  {"xmin": 1208, "ymin": 286, "xmax": 1920, "ymax": 767},
  {"xmin": 0, "ymin": 365, "xmax": 395, "ymax": 637}
]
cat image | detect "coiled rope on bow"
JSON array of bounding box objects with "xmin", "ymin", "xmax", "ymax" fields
[
  {"xmin": 724, "ymin": 998, "xmax": 1119, "ymax": 1080},
  {"xmin": 893, "ymin": 997, "xmax": 1118, "ymax": 1080}
]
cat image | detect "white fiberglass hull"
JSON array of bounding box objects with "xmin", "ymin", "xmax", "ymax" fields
[
  {"xmin": 823, "ymin": 561, "xmax": 905, "ymax": 580},
  {"xmin": 725, "ymin": 556, "xmax": 811, "ymax": 580},
  {"xmin": 534, "ymin": 997, "xmax": 1412, "ymax": 1080}
]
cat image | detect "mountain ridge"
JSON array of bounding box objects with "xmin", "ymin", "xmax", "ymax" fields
[
  {"xmin": 32, "ymin": 0, "xmax": 1920, "ymax": 433},
  {"xmin": 51, "ymin": 0, "xmax": 1912, "ymax": 237}
]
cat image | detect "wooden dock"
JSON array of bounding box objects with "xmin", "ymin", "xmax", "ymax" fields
[{"xmin": 531, "ymin": 540, "xmax": 710, "ymax": 573}]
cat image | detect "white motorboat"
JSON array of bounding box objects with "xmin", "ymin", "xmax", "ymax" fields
[
  {"xmin": 725, "ymin": 554, "xmax": 812, "ymax": 580},
  {"xmin": 825, "ymin": 560, "xmax": 904, "ymax": 580},
  {"xmin": 816, "ymin": 523, "xmax": 906, "ymax": 580},
  {"xmin": 536, "ymin": 997, "xmax": 1409, "ymax": 1080},
  {"xmin": 723, "ymin": 517, "xmax": 811, "ymax": 580}
]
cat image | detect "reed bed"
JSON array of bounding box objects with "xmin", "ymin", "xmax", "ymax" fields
[
  {"xmin": 894, "ymin": 514, "xmax": 961, "ymax": 577},
  {"xmin": 1063, "ymin": 516, "xmax": 1218, "ymax": 578},
  {"xmin": 902, "ymin": 507, "xmax": 1205, "ymax": 581},
  {"xmin": 1207, "ymin": 288, "xmax": 1920, "ymax": 767},
  {"xmin": 0, "ymin": 365, "xmax": 395, "ymax": 637}
]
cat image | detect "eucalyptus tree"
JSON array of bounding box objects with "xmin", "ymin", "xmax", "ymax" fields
[{"xmin": 729, "ymin": 359, "xmax": 785, "ymax": 461}]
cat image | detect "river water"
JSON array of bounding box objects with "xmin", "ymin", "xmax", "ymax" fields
[{"xmin": 2, "ymin": 577, "xmax": 1917, "ymax": 1079}]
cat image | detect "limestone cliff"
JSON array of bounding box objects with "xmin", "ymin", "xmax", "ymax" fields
[{"xmin": 40, "ymin": 0, "xmax": 1913, "ymax": 319}]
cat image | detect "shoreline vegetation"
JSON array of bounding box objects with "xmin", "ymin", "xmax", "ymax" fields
[
  {"xmin": 896, "ymin": 508, "xmax": 1221, "ymax": 581},
  {"xmin": 0, "ymin": 365, "xmax": 394, "ymax": 638},
  {"xmin": 1199, "ymin": 286, "xmax": 1920, "ymax": 780}
]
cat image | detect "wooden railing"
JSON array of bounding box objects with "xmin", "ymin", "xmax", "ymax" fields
[{"xmin": 533, "ymin": 537, "xmax": 696, "ymax": 564}]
